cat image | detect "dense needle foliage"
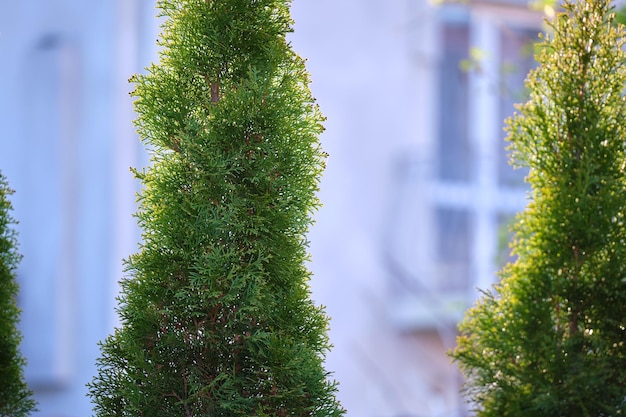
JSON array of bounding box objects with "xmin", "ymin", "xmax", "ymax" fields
[
  {"xmin": 89, "ymin": 1, "xmax": 343, "ymax": 416},
  {"xmin": 0, "ymin": 173, "xmax": 36, "ymax": 417},
  {"xmin": 452, "ymin": 1, "xmax": 626, "ymax": 416}
]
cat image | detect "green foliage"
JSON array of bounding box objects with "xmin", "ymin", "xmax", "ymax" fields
[
  {"xmin": 452, "ymin": 1, "xmax": 626, "ymax": 416},
  {"xmin": 88, "ymin": 1, "xmax": 344, "ymax": 416},
  {"xmin": 0, "ymin": 173, "xmax": 36, "ymax": 417}
]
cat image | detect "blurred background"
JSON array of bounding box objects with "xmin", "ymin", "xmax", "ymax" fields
[{"xmin": 0, "ymin": 0, "xmax": 544, "ymax": 416}]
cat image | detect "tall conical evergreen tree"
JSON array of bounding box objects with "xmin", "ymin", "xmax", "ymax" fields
[
  {"xmin": 452, "ymin": 1, "xmax": 626, "ymax": 416},
  {"xmin": 89, "ymin": 1, "xmax": 344, "ymax": 416},
  {"xmin": 0, "ymin": 172, "xmax": 36, "ymax": 417}
]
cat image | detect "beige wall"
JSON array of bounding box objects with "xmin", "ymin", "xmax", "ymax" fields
[{"xmin": 290, "ymin": 0, "xmax": 543, "ymax": 416}]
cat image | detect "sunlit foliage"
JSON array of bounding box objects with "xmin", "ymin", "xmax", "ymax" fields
[{"xmin": 452, "ymin": 1, "xmax": 626, "ymax": 415}]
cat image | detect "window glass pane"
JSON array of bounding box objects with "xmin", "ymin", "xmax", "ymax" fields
[
  {"xmin": 498, "ymin": 27, "xmax": 538, "ymax": 187},
  {"xmin": 438, "ymin": 22, "xmax": 471, "ymax": 183},
  {"xmin": 496, "ymin": 212, "xmax": 517, "ymax": 269},
  {"xmin": 435, "ymin": 207, "xmax": 471, "ymax": 292}
]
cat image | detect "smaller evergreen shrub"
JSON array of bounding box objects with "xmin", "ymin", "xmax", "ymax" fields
[
  {"xmin": 452, "ymin": 1, "xmax": 626, "ymax": 416},
  {"xmin": 0, "ymin": 172, "xmax": 36, "ymax": 417}
]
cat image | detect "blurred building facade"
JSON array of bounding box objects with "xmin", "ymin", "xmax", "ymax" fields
[
  {"xmin": 290, "ymin": 0, "xmax": 542, "ymax": 416},
  {"xmin": 0, "ymin": 0, "xmax": 542, "ymax": 416}
]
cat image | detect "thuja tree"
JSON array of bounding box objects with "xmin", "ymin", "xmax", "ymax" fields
[
  {"xmin": 89, "ymin": 1, "xmax": 344, "ymax": 416},
  {"xmin": 0, "ymin": 173, "xmax": 36, "ymax": 417},
  {"xmin": 452, "ymin": 1, "xmax": 626, "ymax": 416}
]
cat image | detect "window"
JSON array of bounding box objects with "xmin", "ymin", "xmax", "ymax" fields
[
  {"xmin": 386, "ymin": 4, "xmax": 542, "ymax": 330},
  {"xmin": 434, "ymin": 6, "xmax": 540, "ymax": 296}
]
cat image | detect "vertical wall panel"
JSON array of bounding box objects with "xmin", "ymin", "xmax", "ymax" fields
[{"xmin": 18, "ymin": 35, "xmax": 79, "ymax": 388}]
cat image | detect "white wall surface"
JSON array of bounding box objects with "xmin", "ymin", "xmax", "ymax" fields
[{"xmin": 290, "ymin": 1, "xmax": 465, "ymax": 416}]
